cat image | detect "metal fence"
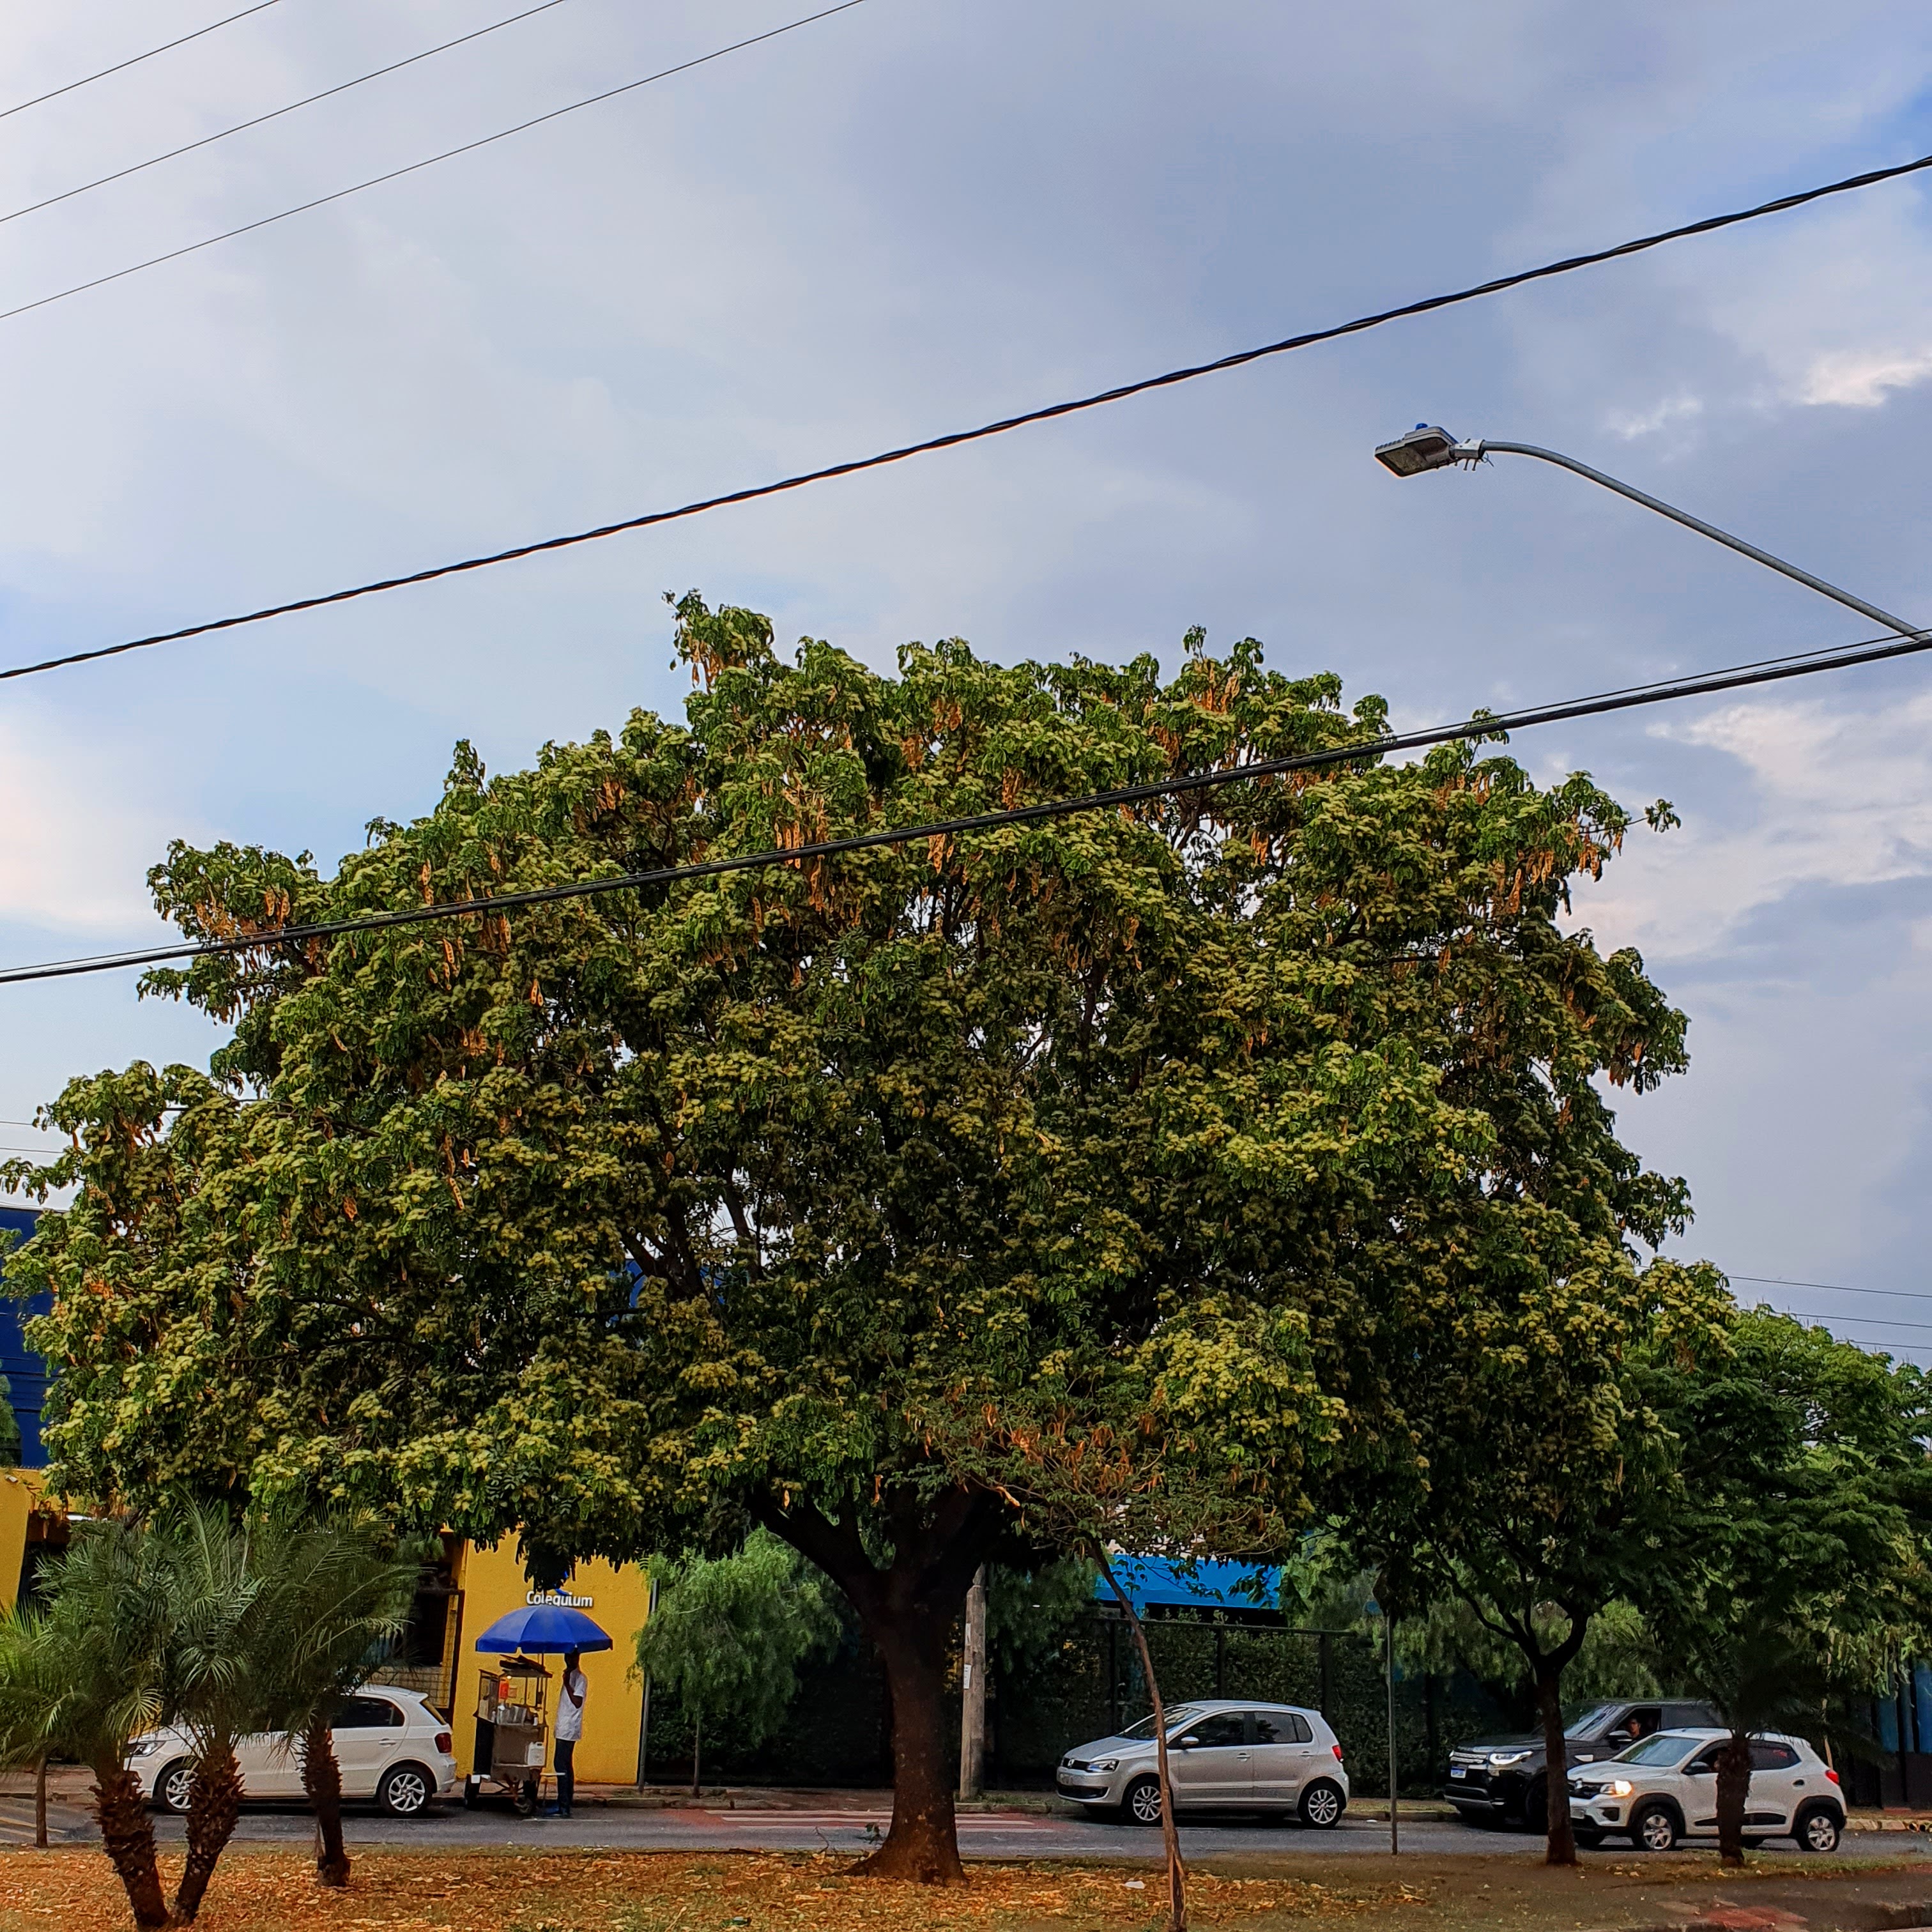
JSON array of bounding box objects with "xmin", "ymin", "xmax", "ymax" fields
[{"xmin": 641, "ymin": 1607, "xmax": 1510, "ymax": 1793}]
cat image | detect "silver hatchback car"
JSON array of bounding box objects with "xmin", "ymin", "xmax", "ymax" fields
[{"xmin": 1056, "ymin": 1699, "xmax": 1350, "ymax": 1827}]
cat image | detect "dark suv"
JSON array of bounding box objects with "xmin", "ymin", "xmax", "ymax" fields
[{"xmin": 1444, "ymin": 1699, "xmax": 1722, "ymax": 1830}]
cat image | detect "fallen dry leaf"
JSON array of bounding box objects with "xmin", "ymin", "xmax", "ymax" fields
[{"xmin": 0, "ymin": 1846, "xmax": 1397, "ymax": 1932}]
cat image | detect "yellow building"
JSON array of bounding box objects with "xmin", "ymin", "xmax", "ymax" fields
[
  {"xmin": 441, "ymin": 1540, "xmax": 654, "ymax": 1788},
  {"xmin": 0, "ymin": 1469, "xmax": 61, "ymax": 1606}
]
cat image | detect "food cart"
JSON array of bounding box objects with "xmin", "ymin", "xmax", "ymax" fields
[
  {"xmin": 469, "ymin": 1655, "xmax": 552, "ymax": 1814},
  {"xmin": 464, "ymin": 1602, "xmax": 613, "ymax": 1816}
]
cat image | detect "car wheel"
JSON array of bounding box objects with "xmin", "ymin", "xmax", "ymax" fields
[
  {"xmin": 377, "ymin": 1763, "xmax": 434, "ymax": 1818},
  {"xmin": 1632, "ymin": 1802, "xmax": 1678, "ymax": 1852},
  {"xmin": 157, "ymin": 1759, "xmax": 195, "ymax": 1815},
  {"xmin": 1797, "ymin": 1805, "xmax": 1842, "ymax": 1854},
  {"xmin": 1522, "ymin": 1779, "xmax": 1549, "ymax": 1833},
  {"xmin": 1299, "ymin": 1780, "xmax": 1346, "ymax": 1829},
  {"xmin": 1122, "ymin": 1776, "xmax": 1165, "ymax": 1827}
]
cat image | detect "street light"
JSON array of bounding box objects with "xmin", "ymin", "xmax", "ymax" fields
[{"xmin": 1372, "ymin": 426, "xmax": 1920, "ymax": 638}]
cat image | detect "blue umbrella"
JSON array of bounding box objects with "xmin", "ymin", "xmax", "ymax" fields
[{"xmin": 474, "ymin": 1603, "xmax": 613, "ymax": 1654}]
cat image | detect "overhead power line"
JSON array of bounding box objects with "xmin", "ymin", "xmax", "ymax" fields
[
  {"xmin": 0, "ymin": 3, "xmax": 282, "ymax": 125},
  {"xmin": 1729, "ymin": 1272, "xmax": 1932, "ymax": 1303},
  {"xmin": 6, "ymin": 145, "xmax": 1931, "ymax": 689},
  {"xmin": 1, "ymin": 618, "xmax": 1928, "ymax": 990},
  {"xmin": 0, "ymin": 0, "xmax": 574, "ymax": 233},
  {"xmin": 1767, "ymin": 1306, "xmax": 1932, "ymax": 1336},
  {"xmin": 0, "ymin": 0, "xmax": 869, "ymax": 335}
]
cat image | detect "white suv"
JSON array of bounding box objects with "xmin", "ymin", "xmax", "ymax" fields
[
  {"xmin": 1056, "ymin": 1699, "xmax": 1350, "ymax": 1827},
  {"xmin": 1567, "ymin": 1728, "xmax": 1845, "ymax": 1853},
  {"xmin": 128, "ymin": 1686, "xmax": 459, "ymax": 1818}
]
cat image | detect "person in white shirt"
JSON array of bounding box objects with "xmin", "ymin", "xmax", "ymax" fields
[{"xmin": 551, "ymin": 1649, "xmax": 587, "ymax": 1817}]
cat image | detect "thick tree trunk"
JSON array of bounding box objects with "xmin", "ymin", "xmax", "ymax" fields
[
  {"xmin": 753, "ymin": 1483, "xmax": 999, "ymax": 1886},
  {"xmin": 1535, "ymin": 1659, "xmax": 1577, "ymax": 1867},
  {"xmin": 300, "ymin": 1715, "xmax": 351, "ymax": 1888},
  {"xmin": 33, "ymin": 1754, "xmax": 47, "ymax": 1850},
  {"xmin": 855, "ymin": 1606, "xmax": 965, "ymax": 1883},
  {"xmin": 1097, "ymin": 1552, "xmax": 1186, "ymax": 1932},
  {"xmin": 89, "ymin": 1759, "xmax": 171, "ymax": 1932},
  {"xmin": 172, "ymin": 1744, "xmax": 243, "ymax": 1923},
  {"xmin": 1714, "ymin": 1732, "xmax": 1751, "ymax": 1867}
]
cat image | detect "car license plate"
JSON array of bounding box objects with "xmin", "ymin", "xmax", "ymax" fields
[{"xmin": 1450, "ymin": 1766, "xmax": 1466, "ymax": 1779}]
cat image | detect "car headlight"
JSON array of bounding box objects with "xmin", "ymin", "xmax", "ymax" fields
[
  {"xmin": 1089, "ymin": 1758, "xmax": 1119, "ymax": 1772},
  {"xmin": 1488, "ymin": 1749, "xmax": 1533, "ymax": 1767},
  {"xmin": 125, "ymin": 1738, "xmax": 162, "ymax": 1759},
  {"xmin": 1607, "ymin": 1779, "xmax": 1633, "ymax": 1798}
]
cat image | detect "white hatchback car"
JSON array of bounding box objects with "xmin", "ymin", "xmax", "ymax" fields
[
  {"xmin": 128, "ymin": 1687, "xmax": 459, "ymax": 1818},
  {"xmin": 1568, "ymin": 1727, "xmax": 1845, "ymax": 1853},
  {"xmin": 1056, "ymin": 1699, "xmax": 1351, "ymax": 1827}
]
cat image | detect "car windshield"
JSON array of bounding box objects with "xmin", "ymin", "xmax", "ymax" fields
[
  {"xmin": 1563, "ymin": 1703, "xmax": 1619, "ymax": 1739},
  {"xmin": 1616, "ymin": 1734, "xmax": 1700, "ymax": 1767},
  {"xmin": 1117, "ymin": 1705, "xmax": 1202, "ymax": 1742}
]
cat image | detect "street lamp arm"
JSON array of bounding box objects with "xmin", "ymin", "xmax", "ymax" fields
[{"xmin": 1466, "ymin": 440, "xmax": 1920, "ymax": 638}]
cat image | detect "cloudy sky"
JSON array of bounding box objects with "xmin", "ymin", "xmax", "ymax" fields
[{"xmin": 1, "ymin": 0, "xmax": 1928, "ymax": 1358}]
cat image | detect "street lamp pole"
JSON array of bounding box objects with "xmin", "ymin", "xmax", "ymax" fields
[{"xmin": 1372, "ymin": 424, "xmax": 1921, "ymax": 638}]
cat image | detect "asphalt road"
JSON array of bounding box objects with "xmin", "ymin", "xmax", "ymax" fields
[{"xmin": 126, "ymin": 1802, "xmax": 1879, "ymax": 1861}]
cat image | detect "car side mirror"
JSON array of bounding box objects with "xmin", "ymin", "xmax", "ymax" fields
[
  {"xmin": 1176, "ymin": 1735, "xmax": 1200, "ymax": 1751},
  {"xmin": 1689, "ymin": 1763, "xmax": 1714, "ymax": 1776}
]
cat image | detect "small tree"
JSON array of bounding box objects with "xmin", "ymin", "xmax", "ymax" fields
[
  {"xmin": 253, "ymin": 1519, "xmax": 419, "ymax": 1888},
  {"xmin": 634, "ymin": 1529, "xmax": 838, "ymax": 1793},
  {"xmin": 1358, "ymin": 1259, "xmax": 1729, "ymax": 1866}
]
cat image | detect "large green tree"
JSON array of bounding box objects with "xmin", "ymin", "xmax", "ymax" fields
[
  {"xmin": 1641, "ymin": 1312, "xmax": 1932, "ymax": 1864},
  {"xmin": 13, "ymin": 598, "xmax": 1690, "ymax": 1881}
]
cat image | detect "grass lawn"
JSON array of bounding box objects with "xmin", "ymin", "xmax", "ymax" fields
[{"xmin": 3, "ymin": 1846, "xmax": 1931, "ymax": 1932}]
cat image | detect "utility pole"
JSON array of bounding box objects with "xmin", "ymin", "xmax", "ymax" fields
[
  {"xmin": 959, "ymin": 1565, "xmax": 988, "ymax": 1799},
  {"xmin": 1386, "ymin": 1611, "xmax": 1399, "ymax": 1855}
]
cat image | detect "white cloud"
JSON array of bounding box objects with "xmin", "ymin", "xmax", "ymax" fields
[
  {"xmin": 1797, "ymin": 345, "xmax": 1932, "ymax": 408},
  {"xmin": 1606, "ymin": 392, "xmax": 1704, "ymax": 440},
  {"xmin": 1577, "ymin": 691, "xmax": 1932, "ymax": 959},
  {"xmin": 0, "ymin": 710, "xmax": 178, "ymax": 933}
]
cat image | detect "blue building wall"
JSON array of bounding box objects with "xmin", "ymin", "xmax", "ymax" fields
[{"xmin": 0, "ymin": 1206, "xmax": 47, "ymax": 1468}]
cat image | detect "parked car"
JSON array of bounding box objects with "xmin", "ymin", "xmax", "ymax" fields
[
  {"xmin": 1568, "ymin": 1728, "xmax": 1845, "ymax": 1851},
  {"xmin": 127, "ymin": 1687, "xmax": 458, "ymax": 1818},
  {"xmin": 1055, "ymin": 1699, "xmax": 1350, "ymax": 1827},
  {"xmin": 1444, "ymin": 1699, "xmax": 1722, "ymax": 1830}
]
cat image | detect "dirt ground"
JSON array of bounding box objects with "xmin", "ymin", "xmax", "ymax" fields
[{"xmin": 3, "ymin": 1844, "xmax": 1932, "ymax": 1932}]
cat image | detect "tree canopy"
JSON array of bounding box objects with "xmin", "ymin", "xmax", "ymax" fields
[{"xmin": 13, "ymin": 596, "xmax": 1695, "ymax": 1878}]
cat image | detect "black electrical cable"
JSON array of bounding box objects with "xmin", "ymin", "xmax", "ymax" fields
[
  {"xmin": 0, "ymin": 0, "xmax": 868, "ymax": 339},
  {"xmin": 2, "ymin": 619, "xmax": 1928, "ymax": 989},
  {"xmin": 5, "ymin": 143, "xmax": 1929, "ymax": 688},
  {"xmin": 1764, "ymin": 1307, "xmax": 1932, "ymax": 1335},
  {"xmin": 0, "ymin": 1, "xmax": 574, "ymax": 233},
  {"xmin": 1729, "ymin": 1273, "xmax": 1932, "ymax": 1303},
  {"xmin": 0, "ymin": 3, "xmax": 282, "ymax": 124}
]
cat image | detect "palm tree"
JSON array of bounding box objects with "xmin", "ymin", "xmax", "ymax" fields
[
  {"xmin": 1, "ymin": 1519, "xmax": 174, "ymax": 1931},
  {"xmin": 158, "ymin": 1503, "xmax": 277, "ymax": 1924},
  {"xmin": 252, "ymin": 1519, "xmax": 418, "ymax": 1888},
  {"xmin": 0, "ymin": 1605, "xmax": 63, "ymax": 1848}
]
